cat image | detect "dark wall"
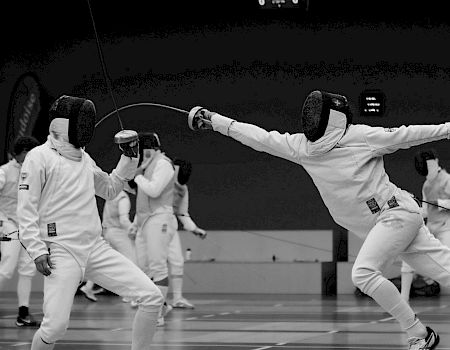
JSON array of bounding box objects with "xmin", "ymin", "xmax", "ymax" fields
[{"xmin": 2, "ymin": 1, "xmax": 450, "ymax": 230}]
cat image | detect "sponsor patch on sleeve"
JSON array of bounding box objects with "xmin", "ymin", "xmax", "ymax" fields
[{"xmin": 18, "ymin": 184, "xmax": 29, "ymax": 190}]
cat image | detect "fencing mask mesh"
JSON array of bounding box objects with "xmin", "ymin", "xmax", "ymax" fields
[
  {"xmin": 49, "ymin": 95, "xmax": 96, "ymax": 148},
  {"xmin": 301, "ymin": 90, "xmax": 352, "ymax": 142}
]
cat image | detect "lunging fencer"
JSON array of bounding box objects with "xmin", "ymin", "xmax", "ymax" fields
[
  {"xmin": 187, "ymin": 90, "xmax": 450, "ymax": 350},
  {"xmin": 0, "ymin": 136, "xmax": 40, "ymax": 327},
  {"xmin": 169, "ymin": 158, "xmax": 206, "ymax": 309},
  {"xmin": 401, "ymin": 149, "xmax": 450, "ymax": 302},
  {"xmin": 18, "ymin": 95, "xmax": 163, "ymax": 350},
  {"xmin": 131, "ymin": 132, "xmax": 177, "ymax": 326}
]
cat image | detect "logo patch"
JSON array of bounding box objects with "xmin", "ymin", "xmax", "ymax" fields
[
  {"xmin": 387, "ymin": 196, "xmax": 399, "ymax": 209},
  {"xmin": 18, "ymin": 184, "xmax": 29, "ymax": 190},
  {"xmin": 366, "ymin": 198, "xmax": 381, "ymax": 214},
  {"xmin": 383, "ymin": 127, "xmax": 397, "ymax": 132},
  {"xmin": 47, "ymin": 223, "xmax": 57, "ymax": 237}
]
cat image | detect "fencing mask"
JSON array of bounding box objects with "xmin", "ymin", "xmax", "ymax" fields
[
  {"xmin": 414, "ymin": 149, "xmax": 438, "ymax": 176},
  {"xmin": 301, "ymin": 90, "xmax": 352, "ymax": 142},
  {"xmin": 49, "ymin": 95, "xmax": 96, "ymax": 148},
  {"xmin": 174, "ymin": 158, "xmax": 192, "ymax": 185}
]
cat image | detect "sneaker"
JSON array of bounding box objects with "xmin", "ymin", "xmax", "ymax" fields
[
  {"xmin": 80, "ymin": 285, "xmax": 98, "ymax": 302},
  {"xmin": 16, "ymin": 315, "xmax": 39, "ymax": 327},
  {"xmin": 157, "ymin": 303, "xmax": 173, "ymax": 327},
  {"xmin": 172, "ymin": 297, "xmax": 195, "ymax": 309},
  {"xmin": 408, "ymin": 327, "xmax": 440, "ymax": 350}
]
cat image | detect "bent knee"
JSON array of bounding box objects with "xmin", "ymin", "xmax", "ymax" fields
[
  {"xmin": 136, "ymin": 283, "xmax": 164, "ymax": 311},
  {"xmin": 351, "ymin": 265, "xmax": 381, "ymax": 293},
  {"xmin": 40, "ymin": 319, "xmax": 70, "ymax": 343}
]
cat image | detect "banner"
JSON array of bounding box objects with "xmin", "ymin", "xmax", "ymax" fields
[{"xmin": 5, "ymin": 73, "xmax": 42, "ymax": 160}]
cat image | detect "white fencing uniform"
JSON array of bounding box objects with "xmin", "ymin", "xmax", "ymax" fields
[
  {"xmin": 401, "ymin": 166, "xmax": 450, "ymax": 282},
  {"xmin": 134, "ymin": 151, "xmax": 176, "ymax": 283},
  {"xmin": 102, "ymin": 190, "xmax": 137, "ymax": 264},
  {"xmin": 0, "ymin": 159, "xmax": 36, "ymax": 307},
  {"xmin": 18, "ymin": 140, "xmax": 163, "ymax": 345},
  {"xmin": 210, "ymin": 111, "xmax": 450, "ymax": 339},
  {"xmin": 168, "ymin": 168, "xmax": 204, "ymax": 307}
]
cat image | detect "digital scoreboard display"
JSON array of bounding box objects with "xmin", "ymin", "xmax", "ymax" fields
[{"xmin": 359, "ymin": 90, "xmax": 385, "ymax": 117}]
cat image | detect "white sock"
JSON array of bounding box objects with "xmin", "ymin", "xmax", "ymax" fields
[
  {"xmin": 31, "ymin": 329, "xmax": 55, "ymax": 350},
  {"xmin": 84, "ymin": 280, "xmax": 95, "ymax": 290},
  {"xmin": 17, "ymin": 275, "xmax": 32, "ymax": 308},
  {"xmin": 371, "ymin": 279, "xmax": 427, "ymax": 338},
  {"xmin": 401, "ymin": 272, "xmax": 414, "ymax": 302},
  {"xmin": 131, "ymin": 309, "xmax": 159, "ymax": 350},
  {"xmin": 171, "ymin": 276, "xmax": 183, "ymax": 301}
]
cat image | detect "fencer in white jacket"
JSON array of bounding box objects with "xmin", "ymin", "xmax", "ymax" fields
[
  {"xmin": 18, "ymin": 95, "xmax": 163, "ymax": 350},
  {"xmin": 168, "ymin": 159, "xmax": 206, "ymax": 309},
  {"xmin": 188, "ymin": 90, "xmax": 450, "ymax": 350},
  {"xmin": 401, "ymin": 150, "xmax": 450, "ymax": 302}
]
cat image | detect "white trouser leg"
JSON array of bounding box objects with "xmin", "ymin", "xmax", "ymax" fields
[
  {"xmin": 352, "ymin": 192, "xmax": 427, "ymax": 338},
  {"xmin": 85, "ymin": 238, "xmax": 163, "ymax": 349},
  {"xmin": 37, "ymin": 243, "xmax": 82, "ymax": 345},
  {"xmin": 141, "ymin": 214, "xmax": 177, "ymax": 282},
  {"xmin": 0, "ymin": 220, "xmax": 21, "ymax": 285}
]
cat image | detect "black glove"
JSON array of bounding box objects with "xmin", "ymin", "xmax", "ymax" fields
[
  {"xmin": 114, "ymin": 130, "xmax": 139, "ymax": 158},
  {"xmin": 188, "ymin": 106, "xmax": 214, "ymax": 131}
]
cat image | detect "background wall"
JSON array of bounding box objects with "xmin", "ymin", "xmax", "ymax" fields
[{"xmin": 2, "ymin": 1, "xmax": 450, "ymax": 230}]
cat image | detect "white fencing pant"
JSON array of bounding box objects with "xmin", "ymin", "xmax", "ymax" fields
[
  {"xmin": 135, "ymin": 213, "xmax": 177, "ymax": 282},
  {"xmin": 352, "ymin": 190, "xmax": 450, "ymax": 336},
  {"xmin": 103, "ymin": 227, "xmax": 137, "ymax": 265},
  {"xmin": 168, "ymin": 231, "xmax": 184, "ymax": 277},
  {"xmin": 0, "ymin": 220, "xmax": 36, "ymax": 280},
  {"xmin": 353, "ymin": 190, "xmax": 450, "ymax": 295},
  {"xmin": 37, "ymin": 239, "xmax": 163, "ymax": 344}
]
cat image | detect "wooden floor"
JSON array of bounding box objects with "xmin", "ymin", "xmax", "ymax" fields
[{"xmin": 0, "ymin": 292, "xmax": 449, "ymax": 349}]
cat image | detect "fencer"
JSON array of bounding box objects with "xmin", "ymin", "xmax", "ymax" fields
[
  {"xmin": 132, "ymin": 132, "xmax": 177, "ymax": 326},
  {"xmin": 18, "ymin": 95, "xmax": 163, "ymax": 350},
  {"xmin": 401, "ymin": 149, "xmax": 450, "ymax": 302},
  {"xmin": 0, "ymin": 136, "xmax": 40, "ymax": 327},
  {"xmin": 169, "ymin": 158, "xmax": 206, "ymax": 309},
  {"xmin": 188, "ymin": 90, "xmax": 450, "ymax": 350}
]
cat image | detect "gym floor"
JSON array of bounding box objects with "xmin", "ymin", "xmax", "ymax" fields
[{"xmin": 0, "ymin": 292, "xmax": 449, "ymax": 349}]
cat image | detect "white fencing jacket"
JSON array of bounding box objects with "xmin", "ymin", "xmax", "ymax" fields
[
  {"xmin": 17, "ymin": 140, "xmax": 138, "ymax": 266},
  {"xmin": 211, "ymin": 111, "xmax": 450, "ymax": 238}
]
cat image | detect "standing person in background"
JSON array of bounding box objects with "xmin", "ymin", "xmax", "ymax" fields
[
  {"xmin": 187, "ymin": 90, "xmax": 450, "ymax": 350},
  {"xmin": 401, "ymin": 149, "xmax": 450, "ymax": 302},
  {"xmin": 132, "ymin": 132, "xmax": 177, "ymax": 326},
  {"xmin": 0, "ymin": 136, "xmax": 40, "ymax": 327},
  {"xmin": 168, "ymin": 158, "xmax": 206, "ymax": 309},
  {"xmin": 18, "ymin": 95, "xmax": 163, "ymax": 350}
]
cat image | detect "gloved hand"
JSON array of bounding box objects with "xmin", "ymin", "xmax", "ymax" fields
[
  {"xmin": 192, "ymin": 227, "xmax": 207, "ymax": 239},
  {"xmin": 188, "ymin": 106, "xmax": 215, "ymax": 131},
  {"xmin": 114, "ymin": 130, "xmax": 139, "ymax": 158},
  {"xmin": 35, "ymin": 254, "xmax": 54, "ymax": 276}
]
